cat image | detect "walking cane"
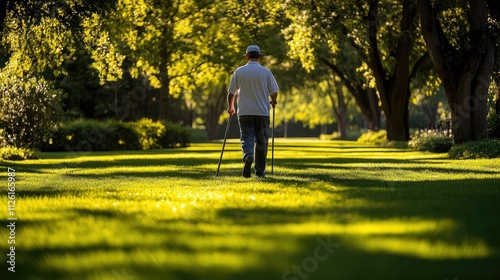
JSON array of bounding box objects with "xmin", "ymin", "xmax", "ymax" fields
[
  {"xmin": 216, "ymin": 115, "xmax": 232, "ymax": 176},
  {"xmin": 271, "ymin": 106, "xmax": 275, "ymax": 175}
]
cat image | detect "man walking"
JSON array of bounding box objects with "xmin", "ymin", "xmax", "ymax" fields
[{"xmin": 227, "ymin": 45, "xmax": 279, "ymax": 178}]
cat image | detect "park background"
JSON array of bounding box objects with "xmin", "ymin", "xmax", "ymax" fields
[
  {"xmin": 0, "ymin": 0, "xmax": 499, "ymax": 153},
  {"xmin": 0, "ymin": 0, "xmax": 500, "ymax": 279}
]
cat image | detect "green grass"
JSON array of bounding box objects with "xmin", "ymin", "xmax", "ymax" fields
[{"xmin": 1, "ymin": 139, "xmax": 499, "ymax": 280}]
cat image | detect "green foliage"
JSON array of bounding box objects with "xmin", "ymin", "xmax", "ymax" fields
[
  {"xmin": 0, "ymin": 73, "xmax": 64, "ymax": 149},
  {"xmin": 449, "ymin": 140, "xmax": 500, "ymax": 159},
  {"xmin": 42, "ymin": 118, "xmax": 192, "ymax": 152},
  {"xmin": 0, "ymin": 146, "xmax": 39, "ymax": 160},
  {"xmin": 320, "ymin": 132, "xmax": 342, "ymax": 140},
  {"xmin": 104, "ymin": 120, "xmax": 143, "ymax": 150},
  {"xmin": 125, "ymin": 118, "xmax": 192, "ymax": 149},
  {"xmin": 320, "ymin": 130, "xmax": 362, "ymax": 141},
  {"xmin": 357, "ymin": 130, "xmax": 387, "ymax": 145},
  {"xmin": 3, "ymin": 0, "xmax": 116, "ymax": 33},
  {"xmin": 42, "ymin": 119, "xmax": 141, "ymax": 152},
  {"xmin": 160, "ymin": 121, "xmax": 191, "ymax": 148},
  {"xmin": 130, "ymin": 118, "xmax": 166, "ymax": 150},
  {"xmin": 486, "ymin": 113, "xmax": 500, "ymax": 139},
  {"xmin": 82, "ymin": 14, "xmax": 124, "ymax": 84},
  {"xmin": 109, "ymin": 0, "xmax": 223, "ymax": 93},
  {"xmin": 128, "ymin": 118, "xmax": 192, "ymax": 149},
  {"xmin": 409, "ymin": 130, "xmax": 454, "ymax": 153},
  {"xmin": 2, "ymin": 16, "xmax": 75, "ymax": 78}
]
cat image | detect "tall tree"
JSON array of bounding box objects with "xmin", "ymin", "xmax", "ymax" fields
[
  {"xmin": 284, "ymin": 0, "xmax": 424, "ymax": 140},
  {"xmin": 367, "ymin": 0, "xmax": 418, "ymax": 141},
  {"xmin": 488, "ymin": 0, "xmax": 500, "ymax": 115},
  {"xmin": 105, "ymin": 0, "xmax": 220, "ymax": 120},
  {"xmin": 417, "ymin": 0, "xmax": 497, "ymax": 143},
  {"xmin": 283, "ymin": 1, "xmax": 382, "ymax": 132}
]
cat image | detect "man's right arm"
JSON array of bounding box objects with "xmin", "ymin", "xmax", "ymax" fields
[
  {"xmin": 227, "ymin": 92, "xmax": 236, "ymax": 115},
  {"xmin": 270, "ymin": 92, "xmax": 278, "ymax": 108}
]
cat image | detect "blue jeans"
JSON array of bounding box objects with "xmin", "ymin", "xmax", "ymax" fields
[{"xmin": 238, "ymin": 115, "xmax": 270, "ymax": 176}]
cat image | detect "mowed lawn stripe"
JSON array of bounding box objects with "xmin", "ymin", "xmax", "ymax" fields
[{"xmin": 0, "ymin": 139, "xmax": 499, "ymax": 280}]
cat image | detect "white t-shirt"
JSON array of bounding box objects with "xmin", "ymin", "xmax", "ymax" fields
[{"xmin": 228, "ymin": 61, "xmax": 279, "ymax": 116}]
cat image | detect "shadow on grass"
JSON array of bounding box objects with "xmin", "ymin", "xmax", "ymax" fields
[
  {"xmin": 13, "ymin": 187, "xmax": 500, "ymax": 280},
  {"xmin": 3, "ymin": 141, "xmax": 500, "ymax": 280}
]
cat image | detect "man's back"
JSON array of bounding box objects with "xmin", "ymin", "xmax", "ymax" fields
[{"xmin": 229, "ymin": 61, "xmax": 278, "ymax": 116}]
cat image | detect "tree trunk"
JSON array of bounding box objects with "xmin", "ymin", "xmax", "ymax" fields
[
  {"xmin": 336, "ymin": 86, "xmax": 348, "ymax": 139},
  {"xmin": 367, "ymin": 88, "xmax": 381, "ymax": 131},
  {"xmin": 367, "ymin": 0, "xmax": 415, "ymax": 141},
  {"xmin": 158, "ymin": 74, "xmax": 170, "ymax": 120},
  {"xmin": 417, "ymin": 0, "xmax": 495, "ymax": 143},
  {"xmin": 327, "ymin": 85, "xmax": 348, "ymax": 140},
  {"xmin": 320, "ymin": 59, "xmax": 381, "ymax": 131},
  {"xmin": 495, "ymin": 75, "xmax": 500, "ymax": 115},
  {"xmin": 158, "ymin": 24, "xmax": 172, "ymax": 121},
  {"xmin": 494, "ymin": 28, "xmax": 500, "ymax": 115}
]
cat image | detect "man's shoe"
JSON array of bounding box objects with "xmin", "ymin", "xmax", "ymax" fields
[{"xmin": 243, "ymin": 156, "xmax": 253, "ymax": 178}]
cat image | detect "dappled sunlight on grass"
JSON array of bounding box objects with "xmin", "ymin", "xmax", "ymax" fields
[
  {"xmin": 351, "ymin": 236, "xmax": 491, "ymax": 259},
  {"xmin": 1, "ymin": 139, "xmax": 499, "ymax": 279}
]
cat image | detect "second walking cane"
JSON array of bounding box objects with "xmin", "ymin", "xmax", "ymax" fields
[
  {"xmin": 271, "ymin": 106, "xmax": 275, "ymax": 175},
  {"xmin": 216, "ymin": 115, "xmax": 232, "ymax": 176}
]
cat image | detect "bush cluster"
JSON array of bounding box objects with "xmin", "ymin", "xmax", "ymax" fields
[
  {"xmin": 131, "ymin": 118, "xmax": 165, "ymax": 150},
  {"xmin": 41, "ymin": 118, "xmax": 191, "ymax": 152},
  {"xmin": 486, "ymin": 113, "xmax": 500, "ymax": 139},
  {"xmin": 449, "ymin": 140, "xmax": 500, "ymax": 159},
  {"xmin": 0, "ymin": 74, "xmax": 63, "ymax": 149},
  {"xmin": 160, "ymin": 121, "xmax": 191, "ymax": 148},
  {"xmin": 408, "ymin": 129, "xmax": 454, "ymax": 153},
  {"xmin": 357, "ymin": 130, "xmax": 387, "ymax": 144},
  {"xmin": 0, "ymin": 146, "xmax": 39, "ymax": 160}
]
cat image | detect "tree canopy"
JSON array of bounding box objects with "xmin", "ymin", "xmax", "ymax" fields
[{"xmin": 0, "ymin": 0, "xmax": 499, "ymax": 145}]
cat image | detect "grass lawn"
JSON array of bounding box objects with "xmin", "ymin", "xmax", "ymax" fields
[{"xmin": 1, "ymin": 139, "xmax": 499, "ymax": 280}]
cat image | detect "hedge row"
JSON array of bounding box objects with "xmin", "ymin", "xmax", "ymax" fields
[
  {"xmin": 0, "ymin": 146, "xmax": 39, "ymax": 160},
  {"xmin": 41, "ymin": 118, "xmax": 191, "ymax": 152},
  {"xmin": 449, "ymin": 140, "xmax": 500, "ymax": 159}
]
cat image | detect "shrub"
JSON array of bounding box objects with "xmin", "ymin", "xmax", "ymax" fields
[
  {"xmin": 190, "ymin": 128, "xmax": 209, "ymax": 142},
  {"xmin": 486, "ymin": 113, "xmax": 500, "ymax": 139},
  {"xmin": 320, "ymin": 132, "xmax": 342, "ymax": 141},
  {"xmin": 129, "ymin": 118, "xmax": 166, "ymax": 150},
  {"xmin": 320, "ymin": 130, "xmax": 363, "ymax": 141},
  {"xmin": 103, "ymin": 120, "xmax": 142, "ymax": 150},
  {"xmin": 449, "ymin": 140, "xmax": 500, "ymax": 159},
  {"xmin": 0, "ymin": 74, "xmax": 64, "ymax": 149},
  {"xmin": 0, "ymin": 146, "xmax": 39, "ymax": 160},
  {"xmin": 41, "ymin": 119, "xmax": 140, "ymax": 152},
  {"xmin": 357, "ymin": 130, "xmax": 387, "ymax": 144},
  {"xmin": 160, "ymin": 121, "xmax": 191, "ymax": 148},
  {"xmin": 409, "ymin": 129, "xmax": 454, "ymax": 153},
  {"xmin": 41, "ymin": 118, "xmax": 192, "ymax": 151}
]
